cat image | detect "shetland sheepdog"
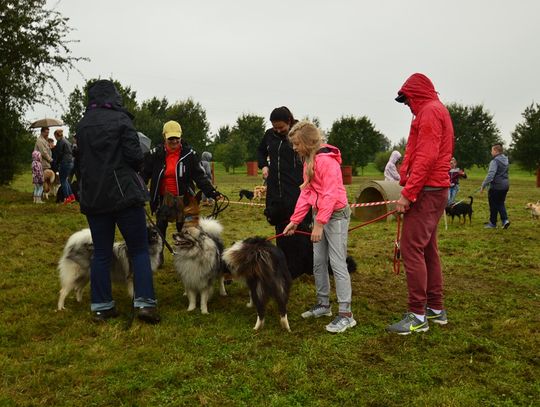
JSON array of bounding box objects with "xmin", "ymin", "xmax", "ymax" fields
[
  {"xmin": 222, "ymin": 237, "xmax": 292, "ymax": 331},
  {"xmin": 57, "ymin": 226, "xmax": 162, "ymax": 310},
  {"xmin": 172, "ymin": 218, "xmax": 227, "ymax": 314}
]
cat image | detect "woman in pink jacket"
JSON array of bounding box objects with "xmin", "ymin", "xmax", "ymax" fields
[{"xmin": 284, "ymin": 121, "xmax": 355, "ymax": 333}]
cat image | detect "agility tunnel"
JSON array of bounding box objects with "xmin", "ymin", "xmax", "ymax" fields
[{"xmin": 354, "ymin": 180, "xmax": 402, "ymax": 221}]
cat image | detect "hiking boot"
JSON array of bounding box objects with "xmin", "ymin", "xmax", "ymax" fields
[
  {"xmin": 426, "ymin": 308, "xmax": 448, "ymax": 325},
  {"xmin": 136, "ymin": 307, "xmax": 161, "ymax": 324},
  {"xmin": 301, "ymin": 304, "xmax": 332, "ymax": 319},
  {"xmin": 92, "ymin": 307, "xmax": 119, "ymax": 322},
  {"xmin": 502, "ymin": 220, "xmax": 510, "ymax": 229},
  {"xmin": 386, "ymin": 312, "xmax": 429, "ymax": 335},
  {"xmin": 325, "ymin": 314, "xmax": 357, "ymax": 333},
  {"xmin": 484, "ymin": 222, "xmax": 497, "ymax": 229}
]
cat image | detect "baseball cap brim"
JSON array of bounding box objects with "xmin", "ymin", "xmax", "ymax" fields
[{"xmin": 395, "ymin": 93, "xmax": 407, "ymax": 103}]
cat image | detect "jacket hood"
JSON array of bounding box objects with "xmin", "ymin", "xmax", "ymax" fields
[
  {"xmin": 398, "ymin": 73, "xmax": 439, "ymax": 115},
  {"xmin": 494, "ymin": 154, "xmax": 508, "ymax": 166},
  {"xmin": 86, "ymin": 80, "xmax": 133, "ymax": 118},
  {"xmin": 319, "ymin": 144, "xmax": 342, "ymax": 165},
  {"xmin": 389, "ymin": 150, "xmax": 401, "ymax": 164},
  {"xmin": 32, "ymin": 150, "xmax": 41, "ymax": 161},
  {"xmin": 201, "ymin": 151, "xmax": 212, "ymax": 161}
]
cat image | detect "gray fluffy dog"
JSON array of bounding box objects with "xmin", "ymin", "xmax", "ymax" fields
[{"xmin": 57, "ymin": 226, "xmax": 162, "ymax": 310}]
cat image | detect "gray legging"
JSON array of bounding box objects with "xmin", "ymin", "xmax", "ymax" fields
[{"xmin": 313, "ymin": 206, "xmax": 352, "ymax": 313}]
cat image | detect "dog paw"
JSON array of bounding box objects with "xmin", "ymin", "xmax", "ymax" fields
[{"xmin": 187, "ymin": 306, "xmax": 196, "ymax": 312}]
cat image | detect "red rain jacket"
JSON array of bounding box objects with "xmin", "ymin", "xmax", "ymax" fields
[{"xmin": 397, "ymin": 73, "xmax": 454, "ymax": 202}]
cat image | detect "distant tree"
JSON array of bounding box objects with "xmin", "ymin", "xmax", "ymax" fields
[
  {"xmin": 392, "ymin": 137, "xmax": 408, "ymax": 152},
  {"xmin": 233, "ymin": 114, "xmax": 265, "ymax": 161},
  {"xmin": 207, "ymin": 125, "xmax": 232, "ymax": 154},
  {"xmin": 374, "ymin": 151, "xmax": 392, "ymax": 174},
  {"xmin": 213, "ymin": 132, "xmax": 247, "ymax": 174},
  {"xmin": 166, "ymin": 99, "xmax": 210, "ymax": 154},
  {"xmin": 134, "ymin": 97, "xmax": 169, "ymax": 146},
  {"xmin": 510, "ymin": 102, "xmax": 540, "ymax": 173},
  {"xmin": 0, "ymin": 0, "xmax": 82, "ymax": 184},
  {"xmin": 62, "ymin": 78, "xmax": 138, "ymax": 137},
  {"xmin": 447, "ymin": 103, "xmax": 502, "ymax": 169},
  {"xmin": 301, "ymin": 116, "xmax": 321, "ymax": 128},
  {"xmin": 327, "ymin": 116, "xmax": 389, "ymax": 175}
]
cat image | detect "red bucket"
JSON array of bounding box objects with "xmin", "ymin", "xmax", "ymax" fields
[{"xmin": 341, "ymin": 165, "xmax": 352, "ymax": 185}]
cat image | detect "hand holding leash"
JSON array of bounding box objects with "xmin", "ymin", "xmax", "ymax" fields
[
  {"xmin": 396, "ymin": 195, "xmax": 411, "ymax": 213},
  {"xmin": 283, "ymin": 222, "xmax": 297, "ymax": 236}
]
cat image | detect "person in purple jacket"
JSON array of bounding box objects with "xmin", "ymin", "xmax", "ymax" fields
[{"xmin": 283, "ymin": 121, "xmax": 355, "ymax": 334}]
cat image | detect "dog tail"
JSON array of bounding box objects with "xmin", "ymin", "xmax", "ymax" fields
[
  {"xmin": 223, "ymin": 237, "xmax": 278, "ymax": 283},
  {"xmin": 469, "ymin": 196, "xmax": 473, "ymax": 206},
  {"xmin": 199, "ymin": 217, "xmax": 223, "ymax": 240}
]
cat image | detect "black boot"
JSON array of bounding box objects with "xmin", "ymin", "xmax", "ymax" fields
[
  {"xmin": 136, "ymin": 307, "xmax": 161, "ymax": 324},
  {"xmin": 92, "ymin": 307, "xmax": 119, "ymax": 322}
]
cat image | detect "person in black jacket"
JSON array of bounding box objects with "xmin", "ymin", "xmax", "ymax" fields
[
  {"xmin": 75, "ymin": 79, "xmax": 160, "ymax": 324},
  {"xmin": 53, "ymin": 128, "xmax": 75, "ymax": 204},
  {"xmin": 257, "ymin": 106, "xmax": 313, "ymax": 278},
  {"xmin": 142, "ymin": 120, "xmax": 220, "ymax": 265}
]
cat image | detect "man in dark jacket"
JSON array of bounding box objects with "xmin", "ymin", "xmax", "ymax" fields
[
  {"xmin": 387, "ymin": 73, "xmax": 454, "ymax": 335},
  {"xmin": 481, "ymin": 143, "xmax": 510, "ymax": 229},
  {"xmin": 53, "ymin": 128, "xmax": 75, "ymax": 203},
  {"xmin": 257, "ymin": 106, "xmax": 312, "ymax": 278},
  {"xmin": 76, "ymin": 79, "xmax": 160, "ymax": 324}
]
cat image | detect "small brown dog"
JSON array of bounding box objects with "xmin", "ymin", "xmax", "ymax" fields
[
  {"xmin": 43, "ymin": 169, "xmax": 59, "ymax": 200},
  {"xmin": 253, "ymin": 185, "xmax": 267, "ymax": 201},
  {"xmin": 525, "ymin": 201, "xmax": 540, "ymax": 220}
]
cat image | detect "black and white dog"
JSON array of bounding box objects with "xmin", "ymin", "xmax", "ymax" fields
[
  {"xmin": 57, "ymin": 226, "xmax": 162, "ymax": 310},
  {"xmin": 222, "ymin": 237, "xmax": 292, "ymax": 332},
  {"xmin": 172, "ymin": 218, "xmax": 227, "ymax": 314}
]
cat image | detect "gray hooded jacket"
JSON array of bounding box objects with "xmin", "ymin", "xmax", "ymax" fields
[{"xmin": 482, "ymin": 154, "xmax": 509, "ymax": 190}]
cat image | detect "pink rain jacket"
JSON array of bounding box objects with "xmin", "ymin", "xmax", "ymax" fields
[
  {"xmin": 397, "ymin": 73, "xmax": 454, "ymax": 202},
  {"xmin": 290, "ymin": 144, "xmax": 348, "ymax": 225}
]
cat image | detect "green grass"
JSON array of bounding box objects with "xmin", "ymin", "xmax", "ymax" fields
[{"xmin": 1, "ymin": 166, "xmax": 539, "ymax": 406}]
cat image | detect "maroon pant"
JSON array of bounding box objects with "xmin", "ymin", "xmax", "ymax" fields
[{"xmin": 401, "ymin": 189, "xmax": 448, "ymax": 314}]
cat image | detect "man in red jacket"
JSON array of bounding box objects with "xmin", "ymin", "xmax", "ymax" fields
[{"xmin": 387, "ymin": 73, "xmax": 454, "ymax": 335}]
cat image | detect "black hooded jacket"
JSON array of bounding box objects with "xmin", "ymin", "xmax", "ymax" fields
[
  {"xmin": 75, "ymin": 80, "xmax": 148, "ymax": 215},
  {"xmin": 257, "ymin": 127, "xmax": 304, "ymax": 224},
  {"xmin": 142, "ymin": 140, "xmax": 218, "ymax": 213}
]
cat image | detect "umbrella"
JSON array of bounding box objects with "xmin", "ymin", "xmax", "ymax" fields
[
  {"xmin": 137, "ymin": 132, "xmax": 151, "ymax": 154},
  {"xmin": 30, "ymin": 118, "xmax": 64, "ymax": 128}
]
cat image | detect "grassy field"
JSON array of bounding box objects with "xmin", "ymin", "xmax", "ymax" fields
[{"xmin": 1, "ymin": 164, "xmax": 539, "ymax": 406}]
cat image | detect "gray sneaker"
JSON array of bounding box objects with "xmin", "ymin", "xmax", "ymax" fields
[
  {"xmin": 426, "ymin": 308, "xmax": 448, "ymax": 325},
  {"xmin": 386, "ymin": 312, "xmax": 429, "ymax": 335},
  {"xmin": 301, "ymin": 304, "xmax": 332, "ymax": 319},
  {"xmin": 502, "ymin": 220, "xmax": 510, "ymax": 229},
  {"xmin": 325, "ymin": 315, "xmax": 357, "ymax": 333}
]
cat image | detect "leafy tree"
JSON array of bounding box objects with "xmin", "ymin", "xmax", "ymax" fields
[
  {"xmin": 392, "ymin": 137, "xmax": 408, "ymax": 152},
  {"xmin": 374, "ymin": 151, "xmax": 392, "ymax": 174},
  {"xmin": 510, "ymin": 102, "xmax": 540, "ymax": 173},
  {"xmin": 62, "ymin": 78, "xmax": 138, "ymax": 137},
  {"xmin": 133, "ymin": 97, "xmax": 169, "ymax": 146},
  {"xmin": 213, "ymin": 132, "xmax": 247, "ymax": 174},
  {"xmin": 166, "ymin": 99, "xmax": 210, "ymax": 154},
  {"xmin": 233, "ymin": 114, "xmax": 265, "ymax": 161},
  {"xmin": 447, "ymin": 103, "xmax": 502, "ymax": 169},
  {"xmin": 207, "ymin": 125, "xmax": 232, "ymax": 155},
  {"xmin": 301, "ymin": 116, "xmax": 321, "ymax": 128},
  {"xmin": 0, "ymin": 0, "xmax": 82, "ymax": 184},
  {"xmin": 327, "ymin": 116, "xmax": 389, "ymax": 174}
]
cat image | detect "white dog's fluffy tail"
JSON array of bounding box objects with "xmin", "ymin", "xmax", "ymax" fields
[{"xmin": 198, "ymin": 217, "xmax": 223, "ymax": 239}]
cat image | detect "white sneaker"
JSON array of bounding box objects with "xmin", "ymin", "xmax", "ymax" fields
[
  {"xmin": 301, "ymin": 304, "xmax": 332, "ymax": 319},
  {"xmin": 325, "ymin": 315, "xmax": 357, "ymax": 333}
]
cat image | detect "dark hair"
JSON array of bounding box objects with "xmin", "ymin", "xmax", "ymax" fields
[{"xmin": 270, "ymin": 106, "xmax": 294, "ymax": 125}]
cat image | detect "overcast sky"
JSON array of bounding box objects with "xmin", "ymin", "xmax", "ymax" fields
[{"xmin": 30, "ymin": 0, "xmax": 540, "ymax": 146}]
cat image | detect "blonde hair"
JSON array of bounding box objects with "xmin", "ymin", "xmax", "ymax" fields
[{"xmin": 288, "ymin": 121, "xmax": 322, "ymax": 188}]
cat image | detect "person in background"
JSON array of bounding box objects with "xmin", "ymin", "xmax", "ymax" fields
[
  {"xmin": 384, "ymin": 150, "xmax": 402, "ymax": 182},
  {"xmin": 257, "ymin": 106, "xmax": 313, "ymax": 279},
  {"xmin": 143, "ymin": 121, "xmax": 221, "ymax": 267},
  {"xmin": 200, "ymin": 151, "xmax": 214, "ymax": 206},
  {"xmin": 34, "ymin": 127, "xmax": 52, "ymax": 171},
  {"xmin": 283, "ymin": 121, "xmax": 355, "ymax": 333},
  {"xmin": 47, "ymin": 137, "xmax": 57, "ymax": 171},
  {"xmin": 448, "ymin": 157, "xmax": 467, "ymax": 205},
  {"xmin": 481, "ymin": 144, "xmax": 510, "ymax": 229},
  {"xmin": 31, "ymin": 150, "xmax": 44, "ymax": 204},
  {"xmin": 75, "ymin": 79, "xmax": 160, "ymax": 324},
  {"xmin": 388, "ymin": 73, "xmax": 453, "ymax": 335},
  {"xmin": 53, "ymin": 129, "xmax": 76, "ymax": 204}
]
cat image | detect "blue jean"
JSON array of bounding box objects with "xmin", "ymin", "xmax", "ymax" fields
[
  {"xmin": 86, "ymin": 205, "xmax": 156, "ymax": 311},
  {"xmin": 59, "ymin": 161, "xmax": 74, "ymax": 198},
  {"xmin": 448, "ymin": 184, "xmax": 459, "ymax": 205},
  {"xmin": 488, "ymin": 188, "xmax": 509, "ymax": 225}
]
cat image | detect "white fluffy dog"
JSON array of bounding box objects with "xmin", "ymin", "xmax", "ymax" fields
[
  {"xmin": 172, "ymin": 218, "xmax": 227, "ymax": 314},
  {"xmin": 57, "ymin": 226, "xmax": 162, "ymax": 310}
]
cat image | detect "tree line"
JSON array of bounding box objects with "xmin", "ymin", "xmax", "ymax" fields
[{"xmin": 1, "ymin": 1, "xmax": 539, "ymax": 185}]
